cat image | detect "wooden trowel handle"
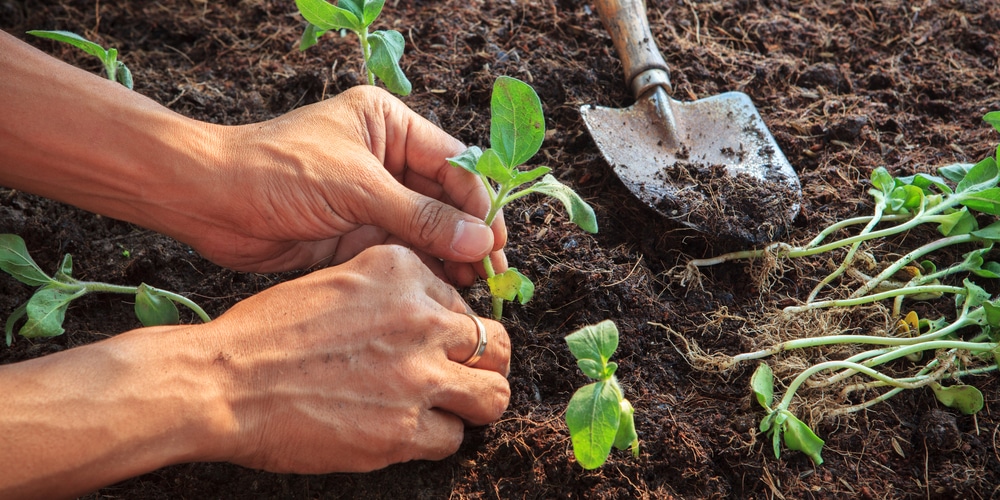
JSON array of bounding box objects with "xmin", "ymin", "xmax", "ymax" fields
[{"xmin": 593, "ymin": 0, "xmax": 672, "ymax": 98}]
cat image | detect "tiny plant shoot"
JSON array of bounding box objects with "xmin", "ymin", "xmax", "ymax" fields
[
  {"xmin": 448, "ymin": 76, "xmax": 597, "ymax": 320},
  {"xmin": 27, "ymin": 30, "xmax": 133, "ymax": 89},
  {"xmin": 565, "ymin": 320, "xmax": 639, "ymax": 469},
  {"xmin": 0, "ymin": 234, "xmax": 210, "ymax": 346},
  {"xmin": 294, "ymin": 0, "xmax": 411, "ymax": 96},
  {"xmin": 681, "ymin": 112, "xmax": 1000, "ymax": 465}
]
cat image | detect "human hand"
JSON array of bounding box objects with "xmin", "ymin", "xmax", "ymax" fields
[
  {"xmin": 175, "ymin": 85, "xmax": 507, "ymax": 284},
  {"xmin": 201, "ymin": 245, "xmax": 511, "ymax": 472}
]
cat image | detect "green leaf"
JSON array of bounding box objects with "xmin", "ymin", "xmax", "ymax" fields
[
  {"xmin": 937, "ymin": 208, "xmax": 977, "ymax": 236},
  {"xmin": 486, "ymin": 268, "xmax": 534, "ymax": 305},
  {"xmin": 0, "ymin": 234, "xmax": 52, "ymax": 287},
  {"xmin": 134, "ymin": 284, "xmax": 180, "ymax": 327},
  {"xmin": 984, "ymin": 111, "xmax": 1000, "ymax": 134},
  {"xmin": 983, "ymin": 301, "xmax": 1000, "ymax": 328},
  {"xmin": 779, "ymin": 410, "xmax": 825, "ymax": 465},
  {"xmin": 20, "ymin": 286, "xmax": 86, "ymax": 338},
  {"xmin": 295, "ymin": 0, "xmax": 363, "ymax": 32},
  {"xmin": 895, "ymin": 172, "xmax": 953, "ymax": 195},
  {"xmin": 361, "ymin": 0, "xmax": 385, "ymax": 26},
  {"xmin": 576, "ymin": 358, "xmax": 606, "ymax": 380},
  {"xmin": 750, "ymin": 363, "xmax": 774, "ymax": 410},
  {"xmin": 5, "ymin": 302, "xmax": 27, "ymax": 346},
  {"xmin": 960, "ymin": 187, "xmax": 1000, "ymax": 215},
  {"xmin": 930, "ymin": 383, "xmax": 984, "ymax": 415},
  {"xmin": 477, "ymin": 148, "xmax": 513, "ymax": 184},
  {"xmin": 115, "ymin": 61, "xmax": 133, "ymax": 89},
  {"xmin": 958, "ymin": 278, "xmax": 991, "ymax": 310},
  {"xmin": 938, "ymin": 162, "xmax": 975, "ymax": 185},
  {"xmin": 55, "ymin": 253, "xmax": 73, "ymax": 281},
  {"xmin": 956, "ymin": 157, "xmax": 999, "ymax": 195},
  {"xmin": 520, "ymin": 175, "xmax": 598, "ymax": 233},
  {"xmin": 613, "ymin": 398, "xmax": 640, "ymax": 457},
  {"xmin": 511, "ymin": 166, "xmax": 552, "ymax": 186},
  {"xmin": 490, "ymin": 76, "xmax": 545, "ymax": 169},
  {"xmin": 27, "ymin": 30, "xmax": 109, "ymax": 60},
  {"xmin": 566, "ymin": 380, "xmax": 622, "ymax": 469},
  {"xmin": 447, "ymin": 146, "xmax": 483, "ymax": 176},
  {"xmin": 299, "ymin": 23, "xmax": 328, "ymax": 51},
  {"xmin": 976, "ymin": 261, "xmax": 1000, "ymax": 278},
  {"xmin": 870, "ymin": 167, "xmax": 894, "ymax": 194},
  {"xmin": 565, "ymin": 320, "xmax": 619, "ymax": 369},
  {"xmin": 368, "ymin": 30, "xmax": 411, "ymax": 96},
  {"xmin": 971, "ymin": 220, "xmax": 1000, "ymax": 241},
  {"xmin": 888, "ymin": 185, "xmax": 924, "ymax": 212}
]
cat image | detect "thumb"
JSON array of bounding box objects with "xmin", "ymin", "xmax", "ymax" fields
[{"xmin": 368, "ymin": 184, "xmax": 496, "ymax": 263}]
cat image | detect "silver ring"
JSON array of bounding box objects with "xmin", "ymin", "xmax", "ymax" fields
[{"xmin": 462, "ymin": 313, "xmax": 488, "ymax": 366}]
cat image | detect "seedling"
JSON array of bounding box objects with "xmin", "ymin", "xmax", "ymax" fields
[
  {"xmin": 27, "ymin": 30, "xmax": 133, "ymax": 89},
  {"xmin": 679, "ymin": 112, "xmax": 1000, "ymax": 465},
  {"xmin": 294, "ymin": 0, "xmax": 410, "ymax": 96},
  {"xmin": 564, "ymin": 320, "xmax": 639, "ymax": 469},
  {"xmin": 448, "ymin": 76, "xmax": 597, "ymax": 320},
  {"xmin": 0, "ymin": 234, "xmax": 210, "ymax": 345}
]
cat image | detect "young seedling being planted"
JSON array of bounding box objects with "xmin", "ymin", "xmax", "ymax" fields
[
  {"xmin": 294, "ymin": 0, "xmax": 410, "ymax": 96},
  {"xmin": 27, "ymin": 30, "xmax": 133, "ymax": 89},
  {"xmin": 448, "ymin": 76, "xmax": 597, "ymax": 320},
  {"xmin": 677, "ymin": 112, "xmax": 1000, "ymax": 465},
  {"xmin": 0, "ymin": 234, "xmax": 210, "ymax": 346},
  {"xmin": 564, "ymin": 320, "xmax": 639, "ymax": 469}
]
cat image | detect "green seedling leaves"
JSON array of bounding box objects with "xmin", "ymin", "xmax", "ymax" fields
[
  {"xmin": 487, "ymin": 268, "xmax": 534, "ymax": 305},
  {"xmin": 778, "ymin": 410, "xmax": 825, "ymax": 465},
  {"xmin": 564, "ymin": 321, "xmax": 638, "ymax": 469},
  {"xmin": 491, "ymin": 76, "xmax": 545, "ymax": 169},
  {"xmin": 0, "ymin": 234, "xmax": 51, "ymax": 286},
  {"xmin": 27, "ymin": 30, "xmax": 133, "ymax": 89},
  {"xmin": 937, "ymin": 208, "xmax": 977, "ymax": 236},
  {"xmin": 523, "ymin": 175, "xmax": 599, "ymax": 234},
  {"xmin": 930, "ymin": 383, "xmax": 984, "ymax": 415},
  {"xmin": 298, "ymin": 23, "xmax": 328, "ymax": 51},
  {"xmin": 447, "ymin": 146, "xmax": 483, "ymax": 175},
  {"xmin": 4, "ymin": 303, "xmax": 26, "ymax": 346},
  {"xmin": 368, "ymin": 30, "xmax": 411, "ymax": 96},
  {"xmin": 20, "ymin": 286, "xmax": 87, "ymax": 338},
  {"xmin": 295, "ymin": 0, "xmax": 363, "ymax": 31},
  {"xmin": 478, "ymin": 148, "xmax": 513, "ymax": 184},
  {"xmin": 566, "ymin": 380, "xmax": 622, "ymax": 469},
  {"xmin": 751, "ymin": 363, "xmax": 775, "ymax": 410},
  {"xmin": 135, "ymin": 284, "xmax": 180, "ymax": 327},
  {"xmin": 984, "ymin": 111, "xmax": 1000, "ymax": 133}
]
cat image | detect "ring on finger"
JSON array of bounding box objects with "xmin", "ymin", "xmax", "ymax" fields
[{"xmin": 462, "ymin": 313, "xmax": 488, "ymax": 366}]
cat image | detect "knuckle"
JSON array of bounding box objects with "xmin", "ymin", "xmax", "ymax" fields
[{"xmin": 410, "ymin": 200, "xmax": 448, "ymax": 245}]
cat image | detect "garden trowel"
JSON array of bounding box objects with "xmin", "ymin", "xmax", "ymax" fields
[{"xmin": 580, "ymin": 0, "xmax": 801, "ymax": 243}]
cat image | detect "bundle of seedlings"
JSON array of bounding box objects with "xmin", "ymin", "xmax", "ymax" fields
[{"xmin": 674, "ymin": 113, "xmax": 1000, "ymax": 465}]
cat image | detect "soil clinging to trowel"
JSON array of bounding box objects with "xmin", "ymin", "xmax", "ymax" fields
[{"xmin": 653, "ymin": 161, "xmax": 799, "ymax": 244}]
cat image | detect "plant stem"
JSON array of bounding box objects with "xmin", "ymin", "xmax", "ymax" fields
[
  {"xmin": 358, "ymin": 28, "xmax": 375, "ymax": 86},
  {"xmin": 784, "ymin": 285, "xmax": 966, "ymax": 313},
  {"xmin": 52, "ymin": 279, "xmax": 211, "ymax": 323}
]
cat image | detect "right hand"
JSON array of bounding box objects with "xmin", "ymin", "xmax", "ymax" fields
[{"xmin": 201, "ymin": 245, "xmax": 511, "ymax": 473}]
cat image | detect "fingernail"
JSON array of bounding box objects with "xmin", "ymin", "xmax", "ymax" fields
[{"xmin": 451, "ymin": 220, "xmax": 492, "ymax": 259}]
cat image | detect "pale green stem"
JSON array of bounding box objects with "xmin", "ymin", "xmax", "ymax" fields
[
  {"xmin": 51, "ymin": 279, "xmax": 211, "ymax": 323},
  {"xmin": 357, "ymin": 28, "xmax": 375, "ymax": 86},
  {"xmin": 848, "ymin": 233, "xmax": 976, "ymax": 299},
  {"xmin": 807, "ymin": 203, "xmax": 886, "ymax": 302},
  {"xmin": 784, "ymin": 284, "xmax": 966, "ymax": 313}
]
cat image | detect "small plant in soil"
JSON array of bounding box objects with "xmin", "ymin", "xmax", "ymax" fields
[
  {"xmin": 564, "ymin": 320, "xmax": 639, "ymax": 469},
  {"xmin": 678, "ymin": 112, "xmax": 1000, "ymax": 465},
  {"xmin": 0, "ymin": 234, "xmax": 210, "ymax": 346},
  {"xmin": 294, "ymin": 0, "xmax": 410, "ymax": 96},
  {"xmin": 447, "ymin": 76, "xmax": 597, "ymax": 320},
  {"xmin": 27, "ymin": 30, "xmax": 133, "ymax": 89}
]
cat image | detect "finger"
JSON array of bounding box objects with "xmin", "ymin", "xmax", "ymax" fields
[
  {"xmin": 445, "ymin": 313, "xmax": 511, "ymax": 377},
  {"xmin": 431, "ymin": 368, "xmax": 511, "ymax": 426},
  {"xmin": 408, "ymin": 409, "xmax": 465, "ymax": 462}
]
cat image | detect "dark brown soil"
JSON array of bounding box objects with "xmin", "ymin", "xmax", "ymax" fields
[{"xmin": 3, "ymin": 0, "xmax": 1000, "ymax": 498}]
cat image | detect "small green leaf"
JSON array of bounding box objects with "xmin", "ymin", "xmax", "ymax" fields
[
  {"xmin": 486, "ymin": 268, "xmax": 534, "ymax": 305},
  {"xmin": 565, "ymin": 320, "xmax": 619, "ymax": 369},
  {"xmin": 511, "ymin": 166, "xmax": 552, "ymax": 186},
  {"xmin": 930, "ymin": 383, "xmax": 984, "ymax": 415},
  {"xmin": 576, "ymin": 358, "xmax": 606, "ymax": 380},
  {"xmin": 490, "ymin": 76, "xmax": 545, "ymax": 169},
  {"xmin": 0, "ymin": 234, "xmax": 52, "ymax": 287},
  {"xmin": 299, "ymin": 23, "xmax": 328, "ymax": 51},
  {"xmin": 295, "ymin": 0, "xmax": 363, "ymax": 32},
  {"xmin": 888, "ymin": 185, "xmax": 924, "ymax": 212},
  {"xmin": 779, "ymin": 410, "xmax": 825, "ymax": 465},
  {"xmin": 613, "ymin": 398, "xmax": 639, "ymax": 457},
  {"xmin": 984, "ymin": 111, "xmax": 1000, "ymax": 134},
  {"xmin": 477, "ymin": 148, "xmax": 513, "ymax": 184},
  {"xmin": 27, "ymin": 30, "xmax": 109, "ymax": 60},
  {"xmin": 447, "ymin": 146, "xmax": 483, "ymax": 176},
  {"xmin": 368, "ymin": 30, "xmax": 411, "ymax": 96},
  {"xmin": 937, "ymin": 208, "xmax": 977, "ymax": 236},
  {"xmin": 521, "ymin": 175, "xmax": 598, "ymax": 233},
  {"xmin": 870, "ymin": 167, "xmax": 894, "ymax": 194},
  {"xmin": 135, "ymin": 284, "xmax": 180, "ymax": 327},
  {"xmin": 971, "ymin": 220, "xmax": 1000, "ymax": 241},
  {"xmin": 115, "ymin": 61, "xmax": 133, "ymax": 89},
  {"xmin": 20, "ymin": 286, "xmax": 86, "ymax": 338},
  {"xmin": 56, "ymin": 253, "xmax": 73, "ymax": 280},
  {"xmin": 361, "ymin": 0, "xmax": 385, "ymax": 26},
  {"xmin": 5, "ymin": 302, "xmax": 27, "ymax": 346},
  {"xmin": 566, "ymin": 380, "xmax": 622, "ymax": 469},
  {"xmin": 956, "ymin": 157, "xmax": 999, "ymax": 195},
  {"xmin": 751, "ymin": 363, "xmax": 774, "ymax": 410},
  {"xmin": 961, "ymin": 187, "xmax": 1000, "ymax": 215},
  {"xmin": 895, "ymin": 172, "xmax": 953, "ymax": 195},
  {"xmin": 938, "ymin": 162, "xmax": 975, "ymax": 185}
]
